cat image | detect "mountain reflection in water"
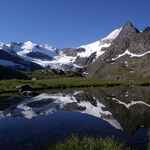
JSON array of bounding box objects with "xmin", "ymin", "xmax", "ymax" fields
[{"xmin": 0, "ymin": 87, "xmax": 149, "ymax": 150}]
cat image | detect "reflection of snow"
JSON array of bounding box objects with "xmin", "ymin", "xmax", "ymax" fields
[
  {"xmin": 112, "ymin": 98, "xmax": 150, "ymax": 108},
  {"xmin": 0, "ymin": 92, "xmax": 123, "ymax": 130},
  {"xmin": 103, "ymin": 118, "xmax": 123, "ymax": 130}
]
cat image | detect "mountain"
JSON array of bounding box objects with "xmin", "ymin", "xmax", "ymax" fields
[
  {"xmin": 0, "ymin": 43, "xmax": 42, "ymax": 71},
  {"xmin": 74, "ymin": 28, "xmax": 122, "ymax": 67},
  {"xmin": 1, "ymin": 87, "xmax": 150, "ymax": 134},
  {"xmin": 85, "ymin": 22, "xmax": 150, "ymax": 80},
  {"xmin": 0, "ymin": 21, "xmax": 150, "ymax": 80},
  {"xmin": 0, "ymin": 65, "xmax": 29, "ymax": 80},
  {"xmin": 0, "ymin": 27, "xmax": 122, "ymax": 71}
]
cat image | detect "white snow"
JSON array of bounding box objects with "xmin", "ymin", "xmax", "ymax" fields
[
  {"xmin": 101, "ymin": 28, "xmax": 122, "ymax": 41},
  {"xmin": 17, "ymin": 104, "xmax": 36, "ymax": 119},
  {"xmin": 79, "ymin": 100, "xmax": 111, "ymax": 118},
  {"xmin": 79, "ymin": 41, "xmax": 110, "ymax": 58},
  {"xmin": 0, "ymin": 43, "xmax": 16, "ymax": 54},
  {"xmin": 13, "ymin": 41, "xmax": 57, "ymax": 58},
  {"xmin": 0, "ymin": 92, "xmax": 123, "ymax": 130},
  {"xmin": 112, "ymin": 49, "xmax": 150, "ymax": 61},
  {"xmin": 0, "ymin": 27, "xmax": 122, "ymax": 68},
  {"xmin": 112, "ymin": 98, "xmax": 150, "ymax": 108},
  {"xmin": 103, "ymin": 118, "xmax": 123, "ymax": 130},
  {"xmin": 79, "ymin": 28, "xmax": 122, "ymax": 59}
]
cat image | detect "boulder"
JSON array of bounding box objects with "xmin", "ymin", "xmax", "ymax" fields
[
  {"xmin": 15, "ymin": 84, "xmax": 38, "ymax": 97},
  {"xmin": 62, "ymin": 102, "xmax": 86, "ymax": 111},
  {"xmin": 21, "ymin": 91, "xmax": 38, "ymax": 97},
  {"xmin": 15, "ymin": 84, "xmax": 33, "ymax": 93}
]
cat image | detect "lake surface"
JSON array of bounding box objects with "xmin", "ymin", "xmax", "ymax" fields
[{"xmin": 0, "ymin": 87, "xmax": 150, "ymax": 150}]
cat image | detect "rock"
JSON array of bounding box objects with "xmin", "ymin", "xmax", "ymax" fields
[
  {"xmin": 26, "ymin": 52, "xmax": 52, "ymax": 60},
  {"xmin": 74, "ymin": 52, "xmax": 97, "ymax": 67},
  {"xmin": 21, "ymin": 91, "xmax": 38, "ymax": 97},
  {"xmin": 115, "ymin": 21, "xmax": 139, "ymax": 40},
  {"xmin": 75, "ymin": 92, "xmax": 97, "ymax": 106},
  {"xmin": 15, "ymin": 84, "xmax": 33, "ymax": 93},
  {"xmin": 86, "ymin": 22, "xmax": 150, "ymax": 79},
  {"xmin": 62, "ymin": 102, "xmax": 86, "ymax": 111},
  {"xmin": 143, "ymin": 27, "xmax": 150, "ymax": 32},
  {"xmin": 15, "ymin": 84, "xmax": 38, "ymax": 97},
  {"xmin": 62, "ymin": 48, "xmax": 85, "ymax": 57}
]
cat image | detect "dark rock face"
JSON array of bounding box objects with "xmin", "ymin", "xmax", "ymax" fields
[
  {"xmin": 60, "ymin": 65, "xmax": 84, "ymax": 77},
  {"xmin": 103, "ymin": 22, "xmax": 140, "ymax": 61},
  {"xmin": 21, "ymin": 91, "xmax": 38, "ymax": 97},
  {"xmin": 15, "ymin": 84, "xmax": 33, "ymax": 93},
  {"xmin": 62, "ymin": 102, "xmax": 86, "ymax": 111},
  {"xmin": 115, "ymin": 22, "xmax": 139, "ymax": 40},
  {"xmin": 26, "ymin": 52, "xmax": 52, "ymax": 60},
  {"xmin": 15, "ymin": 84, "xmax": 38, "ymax": 97},
  {"xmin": 27, "ymin": 99, "xmax": 54, "ymax": 108},
  {"xmin": 0, "ymin": 50, "xmax": 42, "ymax": 71},
  {"xmin": 86, "ymin": 87, "xmax": 150, "ymax": 134},
  {"xmin": 0, "ymin": 65, "xmax": 29, "ymax": 80},
  {"xmin": 75, "ymin": 92, "xmax": 97, "ymax": 107},
  {"xmin": 62, "ymin": 48, "xmax": 85, "ymax": 57},
  {"xmin": 74, "ymin": 52, "xmax": 97, "ymax": 67},
  {"xmin": 86, "ymin": 22, "xmax": 150, "ymax": 79},
  {"xmin": 143, "ymin": 27, "xmax": 150, "ymax": 32}
]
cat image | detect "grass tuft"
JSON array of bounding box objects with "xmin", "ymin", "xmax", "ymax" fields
[
  {"xmin": 0, "ymin": 77, "xmax": 150, "ymax": 93},
  {"xmin": 48, "ymin": 136, "xmax": 131, "ymax": 150}
]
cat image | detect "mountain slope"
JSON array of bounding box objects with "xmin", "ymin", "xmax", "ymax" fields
[
  {"xmin": 86, "ymin": 22, "xmax": 150, "ymax": 79},
  {"xmin": 0, "ymin": 28, "xmax": 122, "ymax": 70},
  {"xmin": 73, "ymin": 28, "xmax": 122, "ymax": 67},
  {"xmin": 0, "ymin": 49, "xmax": 42, "ymax": 71},
  {"xmin": 0, "ymin": 65, "xmax": 29, "ymax": 80},
  {"xmin": 0, "ymin": 21, "xmax": 150, "ymax": 80}
]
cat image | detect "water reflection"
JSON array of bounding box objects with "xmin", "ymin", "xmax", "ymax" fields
[{"xmin": 0, "ymin": 87, "xmax": 149, "ymax": 150}]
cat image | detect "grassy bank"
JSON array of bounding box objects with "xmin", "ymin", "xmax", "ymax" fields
[
  {"xmin": 48, "ymin": 136, "xmax": 131, "ymax": 150},
  {"xmin": 0, "ymin": 77, "xmax": 150, "ymax": 93}
]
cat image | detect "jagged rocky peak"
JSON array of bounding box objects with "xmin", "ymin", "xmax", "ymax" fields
[
  {"xmin": 143, "ymin": 27, "xmax": 150, "ymax": 32},
  {"xmin": 116, "ymin": 21, "xmax": 140, "ymax": 39}
]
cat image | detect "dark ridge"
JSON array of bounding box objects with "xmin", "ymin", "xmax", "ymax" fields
[
  {"xmin": 143, "ymin": 27, "xmax": 150, "ymax": 32},
  {"xmin": 0, "ymin": 65, "xmax": 29, "ymax": 80}
]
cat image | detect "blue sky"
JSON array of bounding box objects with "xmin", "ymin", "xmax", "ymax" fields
[{"xmin": 0, "ymin": 0, "xmax": 149, "ymax": 48}]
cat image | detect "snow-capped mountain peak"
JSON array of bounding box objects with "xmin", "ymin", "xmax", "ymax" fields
[
  {"xmin": 78, "ymin": 27, "xmax": 122, "ymax": 59},
  {"xmin": 101, "ymin": 28, "xmax": 122, "ymax": 41},
  {"xmin": 0, "ymin": 26, "xmax": 123, "ymax": 70},
  {"xmin": 22, "ymin": 41, "xmax": 36, "ymax": 50}
]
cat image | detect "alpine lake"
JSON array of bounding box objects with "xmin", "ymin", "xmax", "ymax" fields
[{"xmin": 0, "ymin": 86, "xmax": 150, "ymax": 150}]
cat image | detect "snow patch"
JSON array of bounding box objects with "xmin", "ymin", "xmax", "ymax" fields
[
  {"xmin": 112, "ymin": 98, "xmax": 150, "ymax": 108},
  {"xmin": 79, "ymin": 28, "xmax": 122, "ymax": 59},
  {"xmin": 112, "ymin": 49, "xmax": 150, "ymax": 61}
]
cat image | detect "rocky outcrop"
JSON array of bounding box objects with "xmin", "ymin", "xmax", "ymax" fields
[
  {"xmin": 62, "ymin": 102, "xmax": 86, "ymax": 111},
  {"xmin": 74, "ymin": 52, "xmax": 96, "ymax": 67},
  {"xmin": 0, "ymin": 50, "xmax": 42, "ymax": 71},
  {"xmin": 143, "ymin": 27, "xmax": 150, "ymax": 32},
  {"xmin": 15, "ymin": 84, "xmax": 37, "ymax": 97},
  {"xmin": 62, "ymin": 48, "xmax": 85, "ymax": 57},
  {"xmin": 86, "ymin": 22, "xmax": 150, "ymax": 79},
  {"xmin": 26, "ymin": 52, "xmax": 52, "ymax": 60}
]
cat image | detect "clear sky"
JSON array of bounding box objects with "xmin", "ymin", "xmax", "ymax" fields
[{"xmin": 0, "ymin": 0, "xmax": 149, "ymax": 48}]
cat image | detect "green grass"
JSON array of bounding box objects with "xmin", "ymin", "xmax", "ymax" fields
[
  {"xmin": 0, "ymin": 77, "xmax": 150, "ymax": 93},
  {"xmin": 48, "ymin": 136, "xmax": 131, "ymax": 150},
  {"xmin": 24, "ymin": 68, "xmax": 81, "ymax": 80}
]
